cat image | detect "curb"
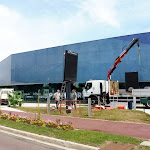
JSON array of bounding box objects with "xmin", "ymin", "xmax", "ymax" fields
[
  {"xmin": 0, "ymin": 130, "xmax": 74, "ymax": 150},
  {"xmin": 140, "ymin": 141, "xmax": 150, "ymax": 147},
  {"xmin": 0, "ymin": 125, "xmax": 99, "ymax": 150}
]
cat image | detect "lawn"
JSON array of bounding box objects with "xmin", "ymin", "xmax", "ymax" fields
[
  {"xmin": 0, "ymin": 118, "xmax": 144, "ymax": 148},
  {"xmin": 16, "ymin": 106, "xmax": 150, "ymax": 124}
]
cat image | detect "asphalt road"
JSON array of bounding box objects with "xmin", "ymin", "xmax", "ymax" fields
[{"xmin": 0, "ymin": 132, "xmax": 55, "ymax": 150}]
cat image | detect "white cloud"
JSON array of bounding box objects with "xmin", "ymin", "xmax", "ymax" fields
[
  {"xmin": 0, "ymin": 3, "xmax": 94, "ymax": 62},
  {"xmin": 0, "ymin": 0, "xmax": 150, "ymax": 62},
  {"xmin": 0, "ymin": 5, "xmax": 66, "ymax": 61},
  {"xmin": 80, "ymin": 0, "xmax": 120, "ymax": 27},
  {"xmin": 0, "ymin": 3, "xmax": 104, "ymax": 62},
  {"xmin": 0, "ymin": 5, "xmax": 22, "ymax": 60},
  {"xmin": 0, "ymin": 5, "xmax": 20, "ymax": 38}
]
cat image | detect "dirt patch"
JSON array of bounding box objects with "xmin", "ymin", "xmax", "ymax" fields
[{"xmin": 100, "ymin": 142, "xmax": 136, "ymax": 150}]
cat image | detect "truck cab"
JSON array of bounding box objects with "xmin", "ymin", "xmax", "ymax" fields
[{"xmin": 83, "ymin": 80, "xmax": 109, "ymax": 105}]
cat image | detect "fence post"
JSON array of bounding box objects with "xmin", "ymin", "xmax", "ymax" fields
[
  {"xmin": 133, "ymin": 96, "xmax": 136, "ymax": 110},
  {"xmin": 79, "ymin": 100, "xmax": 81, "ymax": 114},
  {"xmin": 60, "ymin": 100, "xmax": 62, "ymax": 114},
  {"xmin": 88, "ymin": 98, "xmax": 91, "ymax": 117},
  {"xmin": 37, "ymin": 89, "xmax": 40, "ymax": 120},
  {"xmin": 47, "ymin": 97, "xmax": 50, "ymax": 113},
  {"xmin": 66, "ymin": 82, "xmax": 71, "ymax": 114},
  {"xmin": 98, "ymin": 96, "xmax": 100, "ymax": 106}
]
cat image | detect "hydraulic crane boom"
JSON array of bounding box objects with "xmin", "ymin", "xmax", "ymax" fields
[{"xmin": 107, "ymin": 38, "xmax": 140, "ymax": 81}]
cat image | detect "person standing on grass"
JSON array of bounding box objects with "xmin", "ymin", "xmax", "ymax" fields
[
  {"xmin": 54, "ymin": 89, "xmax": 60, "ymax": 109},
  {"xmin": 72, "ymin": 89, "xmax": 77, "ymax": 109}
]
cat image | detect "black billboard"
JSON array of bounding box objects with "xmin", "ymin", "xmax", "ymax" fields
[
  {"xmin": 64, "ymin": 50, "xmax": 78, "ymax": 82},
  {"xmin": 125, "ymin": 72, "xmax": 139, "ymax": 91}
]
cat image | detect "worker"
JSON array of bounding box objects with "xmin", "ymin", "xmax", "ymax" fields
[
  {"xmin": 54, "ymin": 89, "xmax": 60, "ymax": 109},
  {"xmin": 72, "ymin": 89, "xmax": 77, "ymax": 109}
]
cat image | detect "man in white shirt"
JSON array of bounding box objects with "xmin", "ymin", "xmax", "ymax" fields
[
  {"xmin": 54, "ymin": 89, "xmax": 60, "ymax": 109},
  {"xmin": 72, "ymin": 89, "xmax": 77, "ymax": 109}
]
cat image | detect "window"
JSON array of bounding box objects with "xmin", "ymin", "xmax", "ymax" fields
[
  {"xmin": 2, "ymin": 91, "xmax": 8, "ymax": 94},
  {"xmin": 85, "ymin": 83, "xmax": 92, "ymax": 90}
]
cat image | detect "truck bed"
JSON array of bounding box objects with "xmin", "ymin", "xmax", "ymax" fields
[{"xmin": 109, "ymin": 89, "xmax": 140, "ymax": 102}]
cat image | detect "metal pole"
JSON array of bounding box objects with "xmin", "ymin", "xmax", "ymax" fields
[
  {"xmin": 66, "ymin": 82, "xmax": 71, "ymax": 114},
  {"xmin": 133, "ymin": 96, "xmax": 136, "ymax": 110},
  {"xmin": 47, "ymin": 97, "xmax": 50, "ymax": 113},
  {"xmin": 79, "ymin": 100, "xmax": 81, "ymax": 114},
  {"xmin": 38, "ymin": 89, "xmax": 40, "ymax": 120},
  {"xmin": 88, "ymin": 98, "xmax": 91, "ymax": 117},
  {"xmin": 60, "ymin": 100, "xmax": 61, "ymax": 114},
  {"xmin": 98, "ymin": 96, "xmax": 100, "ymax": 106},
  {"xmin": 0, "ymin": 91, "xmax": 1, "ymax": 106}
]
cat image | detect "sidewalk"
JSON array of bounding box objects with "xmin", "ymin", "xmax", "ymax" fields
[
  {"xmin": 21, "ymin": 103, "xmax": 88, "ymax": 108},
  {"xmin": 1, "ymin": 109, "xmax": 150, "ymax": 140},
  {"xmin": 0, "ymin": 106, "xmax": 24, "ymax": 112}
]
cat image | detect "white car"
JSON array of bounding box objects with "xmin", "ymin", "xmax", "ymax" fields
[{"xmin": 0, "ymin": 89, "xmax": 14, "ymax": 105}]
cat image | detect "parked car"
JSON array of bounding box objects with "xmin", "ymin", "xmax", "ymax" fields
[{"xmin": 0, "ymin": 89, "xmax": 14, "ymax": 105}]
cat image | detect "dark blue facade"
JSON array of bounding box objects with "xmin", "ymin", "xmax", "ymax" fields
[
  {"xmin": 0, "ymin": 32, "xmax": 150, "ymax": 86},
  {"xmin": 11, "ymin": 46, "xmax": 64, "ymax": 84}
]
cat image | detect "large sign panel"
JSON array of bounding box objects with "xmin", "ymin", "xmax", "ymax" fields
[{"xmin": 64, "ymin": 50, "xmax": 78, "ymax": 82}]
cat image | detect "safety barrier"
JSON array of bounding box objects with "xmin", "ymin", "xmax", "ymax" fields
[
  {"xmin": 46, "ymin": 99, "xmax": 105, "ymax": 115},
  {"xmin": 49, "ymin": 100, "xmax": 84, "ymax": 114}
]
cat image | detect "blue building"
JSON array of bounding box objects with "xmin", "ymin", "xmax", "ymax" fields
[{"xmin": 0, "ymin": 32, "xmax": 150, "ymax": 95}]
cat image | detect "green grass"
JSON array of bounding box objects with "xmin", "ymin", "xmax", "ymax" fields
[
  {"xmin": 0, "ymin": 118, "xmax": 143, "ymax": 147},
  {"xmin": 16, "ymin": 107, "xmax": 150, "ymax": 124}
]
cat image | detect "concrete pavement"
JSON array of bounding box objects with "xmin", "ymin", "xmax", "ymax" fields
[
  {"xmin": 0, "ymin": 131, "xmax": 56, "ymax": 150},
  {"xmin": 140, "ymin": 141, "xmax": 150, "ymax": 147},
  {"xmin": 0, "ymin": 105, "xmax": 24, "ymax": 112},
  {"xmin": 21, "ymin": 103, "xmax": 88, "ymax": 108}
]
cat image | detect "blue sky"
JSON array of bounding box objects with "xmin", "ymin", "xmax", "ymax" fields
[{"xmin": 0, "ymin": 0, "xmax": 150, "ymax": 61}]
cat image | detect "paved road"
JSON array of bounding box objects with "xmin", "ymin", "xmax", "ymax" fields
[{"xmin": 0, "ymin": 132, "xmax": 54, "ymax": 150}]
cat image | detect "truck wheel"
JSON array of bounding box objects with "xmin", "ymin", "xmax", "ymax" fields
[
  {"xmin": 145, "ymin": 99, "xmax": 150, "ymax": 108},
  {"xmin": 90, "ymin": 96, "xmax": 98, "ymax": 106}
]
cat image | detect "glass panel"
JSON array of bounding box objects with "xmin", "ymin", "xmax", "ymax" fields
[{"xmin": 85, "ymin": 83, "xmax": 92, "ymax": 90}]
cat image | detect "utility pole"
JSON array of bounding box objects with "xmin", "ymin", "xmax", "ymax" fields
[{"xmin": 66, "ymin": 82, "xmax": 71, "ymax": 114}]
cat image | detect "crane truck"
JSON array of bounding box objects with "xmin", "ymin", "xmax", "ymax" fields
[{"xmin": 82, "ymin": 38, "xmax": 150, "ymax": 108}]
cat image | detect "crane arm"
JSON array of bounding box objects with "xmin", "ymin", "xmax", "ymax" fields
[{"xmin": 107, "ymin": 38, "xmax": 140, "ymax": 81}]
